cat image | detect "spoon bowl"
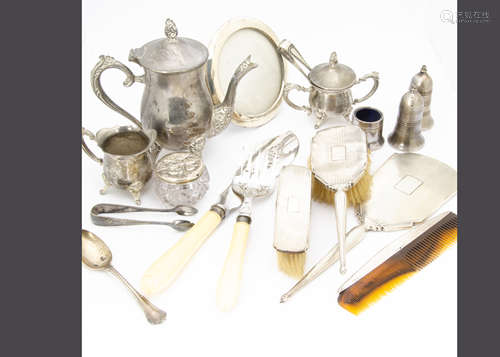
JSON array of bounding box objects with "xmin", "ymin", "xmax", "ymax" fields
[
  {"xmin": 82, "ymin": 230, "xmax": 112, "ymax": 270},
  {"xmin": 173, "ymin": 205, "xmax": 198, "ymax": 216}
]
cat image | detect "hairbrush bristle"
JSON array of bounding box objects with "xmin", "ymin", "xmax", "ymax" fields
[
  {"xmin": 309, "ymin": 155, "xmax": 372, "ymax": 206},
  {"xmin": 277, "ymin": 251, "xmax": 306, "ymax": 278},
  {"xmin": 338, "ymin": 212, "xmax": 458, "ymax": 315}
]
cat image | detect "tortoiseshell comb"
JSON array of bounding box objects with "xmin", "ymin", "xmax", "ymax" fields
[{"xmin": 338, "ymin": 211, "xmax": 457, "ymax": 315}]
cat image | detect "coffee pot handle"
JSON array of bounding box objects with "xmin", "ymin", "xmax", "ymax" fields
[
  {"xmin": 81, "ymin": 128, "xmax": 102, "ymax": 164},
  {"xmin": 91, "ymin": 55, "xmax": 144, "ymax": 129},
  {"xmin": 352, "ymin": 71, "xmax": 379, "ymax": 105}
]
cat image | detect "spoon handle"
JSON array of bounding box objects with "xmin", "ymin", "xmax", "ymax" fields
[
  {"xmin": 108, "ymin": 266, "xmax": 166, "ymax": 325},
  {"xmin": 92, "ymin": 214, "xmax": 190, "ymax": 229}
]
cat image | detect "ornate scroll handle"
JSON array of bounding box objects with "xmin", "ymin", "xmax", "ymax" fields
[
  {"xmin": 91, "ymin": 55, "xmax": 144, "ymax": 128},
  {"xmin": 352, "ymin": 71, "xmax": 379, "ymax": 105},
  {"xmin": 278, "ymin": 39, "xmax": 312, "ymax": 80},
  {"xmin": 283, "ymin": 83, "xmax": 312, "ymax": 114},
  {"xmin": 81, "ymin": 128, "xmax": 102, "ymax": 165}
]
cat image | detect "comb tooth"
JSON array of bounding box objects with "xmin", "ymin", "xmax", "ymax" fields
[
  {"xmin": 402, "ymin": 214, "xmax": 457, "ymax": 270},
  {"xmin": 338, "ymin": 212, "xmax": 457, "ymax": 314}
]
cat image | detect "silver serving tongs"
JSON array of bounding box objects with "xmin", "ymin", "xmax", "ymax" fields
[
  {"xmin": 278, "ymin": 39, "xmax": 312, "ymax": 80},
  {"xmin": 91, "ymin": 203, "xmax": 197, "ymax": 232}
]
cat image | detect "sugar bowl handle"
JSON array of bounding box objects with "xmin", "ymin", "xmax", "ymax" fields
[
  {"xmin": 91, "ymin": 55, "xmax": 144, "ymax": 129},
  {"xmin": 283, "ymin": 83, "xmax": 312, "ymax": 114},
  {"xmin": 81, "ymin": 128, "xmax": 102, "ymax": 165},
  {"xmin": 352, "ymin": 72, "xmax": 379, "ymax": 105}
]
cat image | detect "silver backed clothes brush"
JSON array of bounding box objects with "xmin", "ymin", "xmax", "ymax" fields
[
  {"xmin": 281, "ymin": 153, "xmax": 457, "ymax": 303},
  {"xmin": 141, "ymin": 131, "xmax": 299, "ymax": 297},
  {"xmin": 273, "ymin": 165, "xmax": 312, "ymax": 278}
]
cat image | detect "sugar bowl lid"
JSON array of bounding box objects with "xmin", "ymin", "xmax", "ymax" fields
[
  {"xmin": 308, "ymin": 52, "xmax": 357, "ymax": 90},
  {"xmin": 129, "ymin": 18, "xmax": 209, "ymax": 74},
  {"xmin": 155, "ymin": 152, "xmax": 205, "ymax": 184}
]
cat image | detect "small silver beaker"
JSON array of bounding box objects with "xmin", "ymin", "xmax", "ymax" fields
[
  {"xmin": 351, "ymin": 107, "xmax": 384, "ymax": 151},
  {"xmin": 388, "ymin": 87, "xmax": 425, "ymax": 152},
  {"xmin": 82, "ymin": 125, "xmax": 158, "ymax": 204}
]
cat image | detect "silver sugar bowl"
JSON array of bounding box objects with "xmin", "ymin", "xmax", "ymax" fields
[
  {"xmin": 154, "ymin": 152, "xmax": 209, "ymax": 206},
  {"xmin": 281, "ymin": 42, "xmax": 379, "ymax": 128},
  {"xmin": 410, "ymin": 65, "xmax": 434, "ymax": 131},
  {"xmin": 388, "ymin": 87, "xmax": 425, "ymax": 152},
  {"xmin": 82, "ymin": 126, "xmax": 158, "ymax": 204}
]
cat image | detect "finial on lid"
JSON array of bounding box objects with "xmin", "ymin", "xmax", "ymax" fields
[
  {"xmin": 164, "ymin": 18, "xmax": 178, "ymax": 40},
  {"xmin": 329, "ymin": 52, "xmax": 338, "ymax": 68},
  {"xmin": 420, "ymin": 65, "xmax": 427, "ymax": 73}
]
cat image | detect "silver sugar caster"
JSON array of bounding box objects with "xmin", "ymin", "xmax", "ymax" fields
[{"xmin": 388, "ymin": 87, "xmax": 425, "ymax": 152}]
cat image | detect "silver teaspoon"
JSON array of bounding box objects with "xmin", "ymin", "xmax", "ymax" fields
[{"xmin": 82, "ymin": 229, "xmax": 166, "ymax": 324}]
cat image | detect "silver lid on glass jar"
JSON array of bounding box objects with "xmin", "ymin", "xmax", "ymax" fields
[{"xmin": 155, "ymin": 152, "xmax": 205, "ymax": 184}]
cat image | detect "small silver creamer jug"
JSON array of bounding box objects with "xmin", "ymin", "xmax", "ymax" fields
[
  {"xmin": 91, "ymin": 18, "xmax": 257, "ymax": 152},
  {"xmin": 82, "ymin": 126, "xmax": 158, "ymax": 204}
]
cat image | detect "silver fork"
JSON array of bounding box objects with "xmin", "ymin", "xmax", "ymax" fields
[
  {"xmin": 234, "ymin": 152, "xmax": 271, "ymax": 219},
  {"xmin": 216, "ymin": 151, "xmax": 278, "ymax": 311}
]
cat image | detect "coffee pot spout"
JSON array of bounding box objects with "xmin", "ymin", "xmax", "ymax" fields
[{"xmin": 208, "ymin": 55, "xmax": 257, "ymax": 137}]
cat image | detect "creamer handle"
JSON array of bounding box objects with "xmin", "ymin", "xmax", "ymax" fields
[{"xmin": 81, "ymin": 128, "xmax": 102, "ymax": 165}]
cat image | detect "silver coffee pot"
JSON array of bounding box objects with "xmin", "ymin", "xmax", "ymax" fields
[
  {"xmin": 280, "ymin": 41, "xmax": 379, "ymax": 128},
  {"xmin": 91, "ymin": 18, "xmax": 257, "ymax": 151}
]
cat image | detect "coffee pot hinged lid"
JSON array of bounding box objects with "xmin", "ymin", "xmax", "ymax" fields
[
  {"xmin": 308, "ymin": 52, "xmax": 357, "ymax": 90},
  {"xmin": 129, "ymin": 18, "xmax": 209, "ymax": 73}
]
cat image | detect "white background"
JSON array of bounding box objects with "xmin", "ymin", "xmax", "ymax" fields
[{"xmin": 82, "ymin": 0, "xmax": 457, "ymax": 356}]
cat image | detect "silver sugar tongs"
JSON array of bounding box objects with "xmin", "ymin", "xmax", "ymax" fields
[
  {"xmin": 91, "ymin": 203, "xmax": 197, "ymax": 232},
  {"xmin": 278, "ymin": 39, "xmax": 312, "ymax": 80}
]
